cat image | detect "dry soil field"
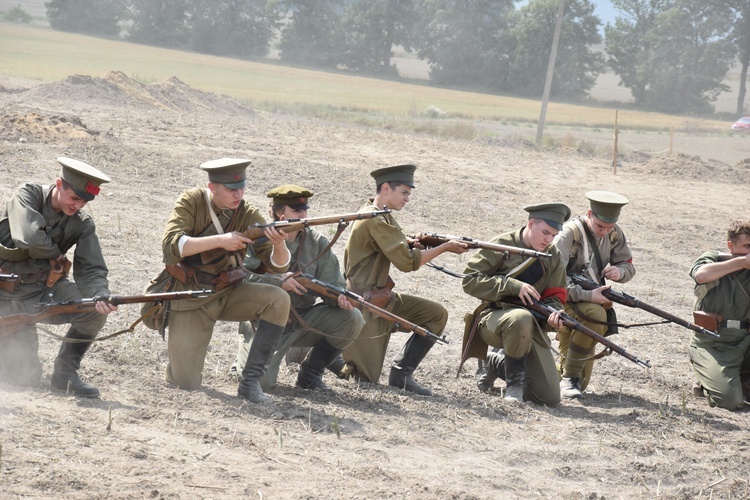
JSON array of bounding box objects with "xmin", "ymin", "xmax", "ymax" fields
[{"xmin": 0, "ymin": 72, "xmax": 749, "ymax": 499}]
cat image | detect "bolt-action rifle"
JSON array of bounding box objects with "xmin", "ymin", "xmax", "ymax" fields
[
  {"xmin": 0, "ymin": 273, "xmax": 19, "ymax": 280},
  {"xmin": 200, "ymin": 208, "xmax": 391, "ymax": 264},
  {"xmin": 569, "ymin": 274, "xmax": 719, "ymax": 338},
  {"xmin": 500, "ymin": 296, "xmax": 651, "ymax": 368},
  {"xmin": 418, "ymin": 233, "xmax": 552, "ymax": 259},
  {"xmin": 294, "ymin": 273, "xmax": 448, "ymax": 345},
  {"xmin": 0, "ymin": 290, "xmax": 213, "ymax": 336}
]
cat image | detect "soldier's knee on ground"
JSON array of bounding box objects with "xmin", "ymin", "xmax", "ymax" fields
[
  {"xmin": 165, "ymin": 364, "xmax": 202, "ymax": 390},
  {"xmin": 706, "ymin": 387, "xmax": 745, "ymax": 411}
]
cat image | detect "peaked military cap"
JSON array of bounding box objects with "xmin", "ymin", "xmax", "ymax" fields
[
  {"xmin": 57, "ymin": 157, "xmax": 111, "ymax": 202},
  {"xmin": 370, "ymin": 164, "xmax": 417, "ymax": 188},
  {"xmin": 267, "ymin": 184, "xmax": 313, "ymax": 209},
  {"xmin": 200, "ymin": 158, "xmax": 250, "ymax": 189},
  {"xmin": 585, "ymin": 190, "xmax": 629, "ymax": 223},
  {"xmin": 524, "ymin": 202, "xmax": 571, "ymax": 231}
]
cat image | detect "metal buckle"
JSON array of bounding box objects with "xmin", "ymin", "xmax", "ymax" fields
[{"xmin": 726, "ymin": 319, "xmax": 741, "ymax": 329}]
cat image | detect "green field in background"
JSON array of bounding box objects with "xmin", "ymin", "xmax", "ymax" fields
[{"xmin": 0, "ymin": 22, "xmax": 728, "ymax": 131}]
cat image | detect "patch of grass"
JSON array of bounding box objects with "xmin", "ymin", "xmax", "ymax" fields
[{"xmin": 0, "ymin": 22, "xmax": 731, "ymax": 133}]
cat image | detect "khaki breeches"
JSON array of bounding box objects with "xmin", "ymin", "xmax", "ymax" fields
[
  {"xmin": 235, "ymin": 303, "xmax": 364, "ymax": 388},
  {"xmin": 0, "ymin": 279, "xmax": 106, "ymax": 387},
  {"xmin": 557, "ymin": 302, "xmax": 607, "ymax": 390},
  {"xmin": 165, "ymin": 282, "xmax": 290, "ymax": 390},
  {"xmin": 690, "ymin": 334, "xmax": 750, "ymax": 411},
  {"xmin": 342, "ymin": 292, "xmax": 448, "ymax": 384},
  {"xmin": 478, "ymin": 306, "xmax": 560, "ymax": 407}
]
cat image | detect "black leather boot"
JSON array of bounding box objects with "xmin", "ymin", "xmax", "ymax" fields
[
  {"xmin": 477, "ymin": 349, "xmax": 506, "ymax": 393},
  {"xmin": 296, "ymin": 340, "xmax": 343, "ymax": 390},
  {"xmin": 238, "ymin": 321, "xmax": 283, "ymax": 403},
  {"xmin": 327, "ymin": 355, "xmax": 346, "ymax": 377},
  {"xmin": 388, "ymin": 334, "xmax": 435, "ymax": 396},
  {"xmin": 504, "ymin": 354, "xmax": 527, "ymax": 402},
  {"xmin": 50, "ymin": 329, "xmax": 99, "ymax": 398}
]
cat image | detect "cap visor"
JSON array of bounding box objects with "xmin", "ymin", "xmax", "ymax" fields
[
  {"xmin": 71, "ymin": 186, "xmax": 95, "ymax": 202},
  {"xmin": 289, "ymin": 203, "xmax": 310, "ymax": 210},
  {"xmin": 593, "ymin": 212, "xmax": 618, "ymax": 223},
  {"xmin": 541, "ymin": 218, "xmax": 563, "ymax": 231},
  {"xmin": 223, "ymin": 180, "xmax": 247, "ymax": 189}
]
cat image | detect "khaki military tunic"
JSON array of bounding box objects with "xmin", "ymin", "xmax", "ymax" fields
[
  {"xmin": 234, "ymin": 227, "xmax": 364, "ymax": 388},
  {"xmin": 147, "ymin": 188, "xmax": 290, "ymax": 390},
  {"xmin": 0, "ymin": 183, "xmax": 109, "ymax": 385},
  {"xmin": 342, "ymin": 201, "xmax": 447, "ymax": 383},
  {"xmin": 553, "ymin": 216, "xmax": 635, "ymax": 389},
  {"xmin": 462, "ymin": 228, "xmax": 566, "ymax": 407},
  {"xmin": 689, "ymin": 251, "xmax": 750, "ymax": 410}
]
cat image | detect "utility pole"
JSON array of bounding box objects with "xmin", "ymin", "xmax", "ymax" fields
[{"xmin": 535, "ymin": 0, "xmax": 566, "ymax": 145}]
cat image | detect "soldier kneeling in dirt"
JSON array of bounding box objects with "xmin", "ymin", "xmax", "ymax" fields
[
  {"xmin": 231, "ymin": 184, "xmax": 364, "ymax": 391},
  {"xmin": 462, "ymin": 203, "xmax": 570, "ymax": 406},
  {"xmin": 142, "ymin": 158, "xmax": 290, "ymax": 403},
  {"xmin": 689, "ymin": 220, "xmax": 750, "ymax": 410},
  {"xmin": 0, "ymin": 157, "xmax": 116, "ymax": 397}
]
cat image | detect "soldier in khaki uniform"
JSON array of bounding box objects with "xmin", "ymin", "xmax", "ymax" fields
[
  {"xmin": 0, "ymin": 158, "xmax": 116, "ymax": 397},
  {"xmin": 552, "ymin": 191, "xmax": 635, "ymax": 398},
  {"xmin": 689, "ymin": 220, "xmax": 750, "ymax": 410},
  {"xmin": 343, "ymin": 165, "xmax": 468, "ymax": 395},
  {"xmin": 233, "ymin": 185, "xmax": 364, "ymax": 391},
  {"xmin": 143, "ymin": 158, "xmax": 291, "ymax": 403},
  {"xmin": 463, "ymin": 203, "xmax": 569, "ymax": 405}
]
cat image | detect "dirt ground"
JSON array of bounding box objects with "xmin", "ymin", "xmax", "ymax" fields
[{"xmin": 0, "ymin": 71, "xmax": 749, "ymax": 499}]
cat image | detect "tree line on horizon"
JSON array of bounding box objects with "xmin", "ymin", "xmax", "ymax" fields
[{"xmin": 33, "ymin": 0, "xmax": 750, "ymax": 116}]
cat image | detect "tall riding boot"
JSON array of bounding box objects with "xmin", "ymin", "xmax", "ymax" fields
[
  {"xmin": 327, "ymin": 354, "xmax": 346, "ymax": 377},
  {"xmin": 477, "ymin": 349, "xmax": 506, "ymax": 393},
  {"xmin": 296, "ymin": 340, "xmax": 343, "ymax": 390},
  {"xmin": 50, "ymin": 329, "xmax": 99, "ymax": 398},
  {"xmin": 238, "ymin": 320, "xmax": 283, "ymax": 403},
  {"xmin": 388, "ymin": 334, "xmax": 436, "ymax": 396},
  {"xmin": 504, "ymin": 354, "xmax": 527, "ymax": 403}
]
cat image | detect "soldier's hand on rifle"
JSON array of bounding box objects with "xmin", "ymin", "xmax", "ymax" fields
[
  {"xmin": 337, "ymin": 293, "xmax": 354, "ymax": 310},
  {"xmin": 94, "ymin": 300, "xmax": 117, "ymax": 315},
  {"xmin": 281, "ymin": 273, "xmax": 307, "ymax": 295},
  {"xmin": 518, "ymin": 283, "xmax": 541, "ymax": 306},
  {"xmin": 219, "ymin": 231, "xmax": 253, "ymax": 251},
  {"xmin": 440, "ymin": 239, "xmax": 469, "ymax": 254},
  {"xmin": 407, "ymin": 234, "xmax": 425, "ymax": 249},
  {"xmin": 264, "ymin": 226, "xmax": 287, "ymax": 246},
  {"xmin": 547, "ymin": 309, "xmax": 564, "ymax": 329},
  {"xmin": 591, "ymin": 286, "xmax": 614, "ymax": 307},
  {"xmin": 601, "ymin": 264, "xmax": 621, "ymax": 281}
]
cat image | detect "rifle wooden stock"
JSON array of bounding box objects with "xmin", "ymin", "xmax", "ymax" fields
[
  {"xmin": 418, "ymin": 233, "xmax": 552, "ymax": 259},
  {"xmin": 569, "ymin": 274, "xmax": 720, "ymax": 338},
  {"xmin": 199, "ymin": 208, "xmax": 391, "ymax": 264},
  {"xmin": 0, "ymin": 290, "xmax": 213, "ymax": 336},
  {"xmin": 500, "ymin": 296, "xmax": 651, "ymax": 368},
  {"xmin": 295, "ymin": 273, "xmax": 448, "ymax": 345}
]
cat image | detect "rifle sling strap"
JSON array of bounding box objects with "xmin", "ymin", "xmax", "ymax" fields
[
  {"xmin": 33, "ymin": 304, "xmax": 161, "ymax": 344},
  {"xmin": 288, "ymin": 222, "xmax": 348, "ymax": 279}
]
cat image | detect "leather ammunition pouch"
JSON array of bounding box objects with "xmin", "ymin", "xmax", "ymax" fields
[
  {"xmin": 360, "ymin": 276, "xmax": 395, "ymax": 308},
  {"xmin": 211, "ymin": 267, "xmax": 249, "ymax": 291},
  {"xmin": 693, "ymin": 311, "xmax": 721, "ymax": 332},
  {"xmin": 46, "ymin": 256, "xmax": 71, "ymax": 288},
  {"xmin": 166, "ymin": 262, "xmax": 195, "ymax": 284},
  {"xmin": 0, "ymin": 272, "xmax": 20, "ymax": 293}
]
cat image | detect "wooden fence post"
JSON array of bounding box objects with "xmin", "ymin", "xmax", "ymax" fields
[{"xmin": 612, "ymin": 110, "xmax": 619, "ymax": 175}]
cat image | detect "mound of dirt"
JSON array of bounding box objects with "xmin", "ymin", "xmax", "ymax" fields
[
  {"xmin": 0, "ymin": 111, "xmax": 98, "ymax": 142},
  {"xmin": 619, "ymin": 152, "xmax": 743, "ymax": 181},
  {"xmin": 13, "ymin": 71, "xmax": 255, "ymax": 115}
]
